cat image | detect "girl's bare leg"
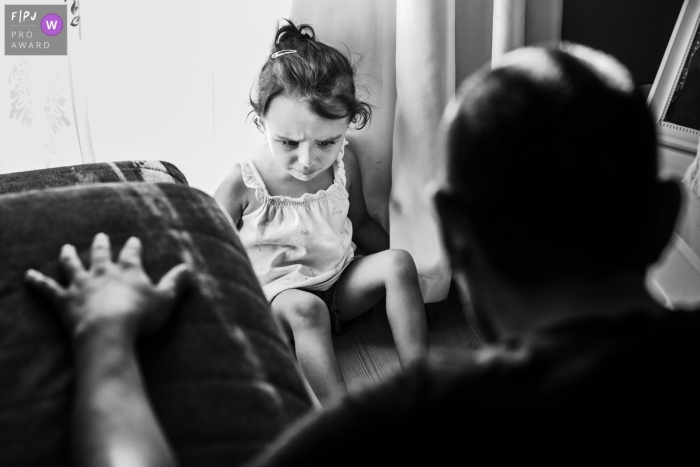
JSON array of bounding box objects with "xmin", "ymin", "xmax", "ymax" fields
[
  {"xmin": 271, "ymin": 289, "xmax": 347, "ymax": 406},
  {"xmin": 334, "ymin": 250, "xmax": 428, "ymax": 366}
]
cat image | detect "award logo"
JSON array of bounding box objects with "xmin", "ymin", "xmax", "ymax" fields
[{"xmin": 5, "ymin": 5, "xmax": 68, "ymax": 56}]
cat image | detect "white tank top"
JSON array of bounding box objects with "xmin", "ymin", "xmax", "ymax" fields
[{"xmin": 237, "ymin": 141, "xmax": 355, "ymax": 302}]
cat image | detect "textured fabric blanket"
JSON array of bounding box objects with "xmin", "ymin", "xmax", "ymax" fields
[
  {"xmin": 0, "ymin": 182, "xmax": 312, "ymax": 466},
  {"xmin": 0, "ymin": 160, "xmax": 188, "ymax": 195}
]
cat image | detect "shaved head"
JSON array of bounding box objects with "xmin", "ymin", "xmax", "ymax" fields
[{"xmin": 441, "ymin": 44, "xmax": 663, "ymax": 285}]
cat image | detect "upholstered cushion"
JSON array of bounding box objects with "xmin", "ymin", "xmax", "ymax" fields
[
  {"xmin": 0, "ymin": 160, "xmax": 188, "ymax": 195},
  {"xmin": 0, "ymin": 183, "xmax": 312, "ymax": 466}
]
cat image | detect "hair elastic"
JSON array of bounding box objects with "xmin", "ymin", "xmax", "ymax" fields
[{"xmin": 271, "ymin": 49, "xmax": 297, "ymax": 59}]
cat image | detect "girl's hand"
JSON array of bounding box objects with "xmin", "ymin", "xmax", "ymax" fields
[{"xmin": 25, "ymin": 233, "xmax": 192, "ymax": 342}]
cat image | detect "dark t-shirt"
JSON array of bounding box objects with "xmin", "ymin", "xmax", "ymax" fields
[{"xmin": 255, "ymin": 309, "xmax": 700, "ymax": 465}]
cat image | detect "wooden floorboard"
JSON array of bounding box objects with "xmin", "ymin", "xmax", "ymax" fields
[{"xmin": 333, "ymin": 283, "xmax": 484, "ymax": 394}]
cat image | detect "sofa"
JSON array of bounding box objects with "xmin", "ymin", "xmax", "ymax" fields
[{"xmin": 0, "ymin": 161, "xmax": 313, "ymax": 466}]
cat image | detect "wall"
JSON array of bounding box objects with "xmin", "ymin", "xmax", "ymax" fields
[
  {"xmin": 1, "ymin": 0, "xmax": 84, "ymax": 173},
  {"xmin": 80, "ymin": 1, "xmax": 293, "ymax": 195},
  {"xmin": 562, "ymin": 0, "xmax": 684, "ymax": 85},
  {"xmin": 561, "ymin": 0, "xmax": 700, "ymax": 307},
  {"xmin": 649, "ymin": 147, "xmax": 700, "ymax": 308},
  {"xmin": 1, "ymin": 1, "xmax": 293, "ymax": 195}
]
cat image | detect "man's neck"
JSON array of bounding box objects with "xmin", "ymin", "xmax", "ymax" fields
[{"xmin": 465, "ymin": 271, "xmax": 667, "ymax": 340}]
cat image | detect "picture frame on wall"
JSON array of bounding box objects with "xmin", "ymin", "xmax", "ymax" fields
[{"xmin": 649, "ymin": 0, "xmax": 700, "ymax": 154}]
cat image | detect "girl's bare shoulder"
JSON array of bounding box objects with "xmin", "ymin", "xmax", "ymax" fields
[
  {"xmin": 214, "ymin": 164, "xmax": 250, "ymax": 223},
  {"xmin": 214, "ymin": 149, "xmax": 266, "ymax": 223},
  {"xmin": 215, "ymin": 163, "xmax": 247, "ymax": 199}
]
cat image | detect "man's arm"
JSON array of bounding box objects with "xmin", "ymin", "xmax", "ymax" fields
[
  {"xmin": 246, "ymin": 360, "xmax": 431, "ymax": 467},
  {"xmin": 70, "ymin": 324, "xmax": 176, "ymax": 467},
  {"xmin": 25, "ymin": 233, "xmax": 190, "ymax": 467}
]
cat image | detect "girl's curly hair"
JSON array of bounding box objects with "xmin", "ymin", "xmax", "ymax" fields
[{"xmin": 250, "ymin": 19, "xmax": 371, "ymax": 130}]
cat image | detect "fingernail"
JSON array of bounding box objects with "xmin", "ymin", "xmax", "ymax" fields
[{"xmin": 25, "ymin": 269, "xmax": 36, "ymax": 278}]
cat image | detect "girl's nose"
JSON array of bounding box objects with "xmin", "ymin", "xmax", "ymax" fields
[{"xmin": 297, "ymin": 147, "xmax": 313, "ymax": 167}]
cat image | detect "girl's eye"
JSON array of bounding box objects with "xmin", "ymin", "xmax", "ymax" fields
[
  {"xmin": 281, "ymin": 140, "xmax": 299, "ymax": 148},
  {"xmin": 317, "ymin": 141, "xmax": 336, "ymax": 148}
]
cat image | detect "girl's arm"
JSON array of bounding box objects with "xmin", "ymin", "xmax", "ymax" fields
[
  {"xmin": 214, "ymin": 164, "xmax": 249, "ymax": 229},
  {"xmin": 345, "ymin": 148, "xmax": 390, "ymax": 254}
]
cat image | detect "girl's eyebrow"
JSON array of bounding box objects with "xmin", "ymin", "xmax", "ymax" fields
[
  {"xmin": 317, "ymin": 134, "xmax": 343, "ymax": 142},
  {"xmin": 274, "ymin": 134, "xmax": 343, "ymax": 141}
]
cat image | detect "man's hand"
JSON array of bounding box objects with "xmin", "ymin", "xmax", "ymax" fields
[{"xmin": 25, "ymin": 232, "xmax": 191, "ymax": 341}]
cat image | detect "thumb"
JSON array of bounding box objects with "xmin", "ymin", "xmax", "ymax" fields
[
  {"xmin": 25, "ymin": 269, "xmax": 66, "ymax": 307},
  {"xmin": 156, "ymin": 263, "xmax": 193, "ymax": 299}
]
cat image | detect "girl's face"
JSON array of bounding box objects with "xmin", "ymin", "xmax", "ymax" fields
[{"xmin": 262, "ymin": 96, "xmax": 349, "ymax": 181}]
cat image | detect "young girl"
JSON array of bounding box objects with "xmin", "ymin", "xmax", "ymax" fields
[{"xmin": 215, "ymin": 20, "xmax": 428, "ymax": 406}]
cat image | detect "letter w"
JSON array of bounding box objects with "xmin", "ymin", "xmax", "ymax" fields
[{"xmin": 45, "ymin": 20, "xmax": 58, "ymax": 30}]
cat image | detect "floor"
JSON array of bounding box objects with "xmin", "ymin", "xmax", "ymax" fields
[{"xmin": 333, "ymin": 283, "xmax": 485, "ymax": 394}]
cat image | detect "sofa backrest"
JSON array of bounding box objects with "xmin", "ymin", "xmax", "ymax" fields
[{"xmin": 0, "ymin": 160, "xmax": 188, "ymax": 195}]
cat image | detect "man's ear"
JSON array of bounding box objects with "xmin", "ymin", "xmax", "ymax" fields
[{"xmin": 432, "ymin": 187, "xmax": 474, "ymax": 270}]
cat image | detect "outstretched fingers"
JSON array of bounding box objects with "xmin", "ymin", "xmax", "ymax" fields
[
  {"xmin": 118, "ymin": 237, "xmax": 143, "ymax": 267},
  {"xmin": 24, "ymin": 269, "xmax": 66, "ymax": 305},
  {"xmin": 90, "ymin": 232, "xmax": 112, "ymax": 270},
  {"xmin": 59, "ymin": 244, "xmax": 87, "ymax": 281},
  {"xmin": 157, "ymin": 263, "xmax": 192, "ymax": 299}
]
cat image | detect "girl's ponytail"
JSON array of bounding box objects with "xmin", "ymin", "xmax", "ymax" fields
[
  {"xmin": 251, "ymin": 19, "xmax": 371, "ymax": 130},
  {"xmin": 274, "ymin": 21, "xmax": 315, "ymax": 48}
]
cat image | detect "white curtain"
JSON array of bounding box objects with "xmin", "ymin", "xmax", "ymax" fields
[
  {"xmin": 391, "ymin": 0, "xmax": 455, "ymax": 303},
  {"xmin": 77, "ymin": 1, "xmax": 293, "ymax": 194},
  {"xmin": 1, "ymin": 0, "xmax": 91, "ymax": 173},
  {"xmin": 292, "ymin": 0, "xmax": 562, "ymax": 303},
  {"xmin": 493, "ymin": 0, "xmax": 563, "ymax": 63}
]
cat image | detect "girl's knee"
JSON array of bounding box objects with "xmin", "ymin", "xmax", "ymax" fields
[
  {"xmin": 284, "ymin": 295, "xmax": 329, "ymax": 330},
  {"xmin": 384, "ymin": 249, "xmax": 418, "ymax": 280}
]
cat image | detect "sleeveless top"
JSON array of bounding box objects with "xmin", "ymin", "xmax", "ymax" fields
[{"xmin": 237, "ymin": 141, "xmax": 356, "ymax": 302}]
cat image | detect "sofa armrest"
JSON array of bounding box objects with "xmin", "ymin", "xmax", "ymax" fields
[{"xmin": 0, "ymin": 182, "xmax": 312, "ymax": 466}]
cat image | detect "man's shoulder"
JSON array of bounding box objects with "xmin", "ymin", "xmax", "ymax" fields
[
  {"xmin": 402, "ymin": 309, "xmax": 700, "ymax": 415},
  {"xmin": 321, "ymin": 312, "xmax": 700, "ymax": 465}
]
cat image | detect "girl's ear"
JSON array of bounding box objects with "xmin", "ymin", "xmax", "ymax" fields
[{"xmin": 253, "ymin": 115, "xmax": 265, "ymax": 133}]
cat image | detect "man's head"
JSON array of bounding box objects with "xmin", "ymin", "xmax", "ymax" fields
[{"xmin": 435, "ymin": 44, "xmax": 681, "ymax": 290}]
